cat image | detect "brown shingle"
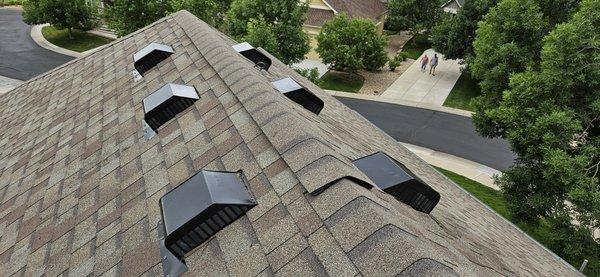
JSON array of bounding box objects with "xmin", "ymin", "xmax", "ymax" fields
[{"xmin": 305, "ymin": 8, "xmax": 335, "ymax": 27}]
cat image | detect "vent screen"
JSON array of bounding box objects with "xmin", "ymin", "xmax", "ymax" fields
[
  {"xmin": 143, "ymin": 83, "xmax": 199, "ymax": 131},
  {"xmin": 133, "ymin": 43, "xmax": 174, "ymax": 76},
  {"xmin": 159, "ymin": 170, "xmax": 256, "ymax": 260},
  {"xmin": 272, "ymin": 77, "xmax": 324, "ymax": 115},
  {"xmin": 232, "ymin": 42, "xmax": 272, "ymax": 71},
  {"xmin": 353, "ymin": 152, "xmax": 440, "ymax": 214}
]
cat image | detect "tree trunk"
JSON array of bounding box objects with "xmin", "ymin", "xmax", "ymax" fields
[{"xmin": 68, "ymin": 28, "xmax": 73, "ymax": 40}]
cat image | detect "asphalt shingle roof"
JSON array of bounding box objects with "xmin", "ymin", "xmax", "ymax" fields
[
  {"xmin": 324, "ymin": 0, "xmax": 387, "ymax": 22},
  {"xmin": 306, "ymin": 8, "xmax": 335, "ymax": 27},
  {"xmin": 0, "ymin": 10, "xmax": 581, "ymax": 276}
]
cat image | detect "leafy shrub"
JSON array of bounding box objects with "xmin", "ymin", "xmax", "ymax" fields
[
  {"xmin": 388, "ymin": 57, "xmax": 401, "ymax": 71},
  {"xmin": 316, "ymin": 14, "xmax": 388, "ymax": 72},
  {"xmin": 294, "ymin": 67, "xmax": 320, "ymax": 83}
]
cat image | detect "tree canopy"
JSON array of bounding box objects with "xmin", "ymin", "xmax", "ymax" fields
[
  {"xmin": 316, "ymin": 14, "xmax": 388, "ymax": 72},
  {"xmin": 104, "ymin": 0, "xmax": 170, "ymax": 37},
  {"xmin": 169, "ymin": 0, "xmax": 220, "ymax": 27},
  {"xmin": 431, "ymin": 0, "xmax": 496, "ymax": 60},
  {"xmin": 225, "ymin": 0, "xmax": 310, "ymax": 64},
  {"xmin": 386, "ymin": 0, "xmax": 441, "ymax": 35},
  {"xmin": 242, "ymin": 17, "xmax": 280, "ymax": 58},
  {"xmin": 483, "ymin": 0, "xmax": 599, "ymax": 273},
  {"xmin": 22, "ymin": 0, "xmax": 98, "ymax": 38},
  {"xmin": 469, "ymin": 0, "xmax": 549, "ymax": 137}
]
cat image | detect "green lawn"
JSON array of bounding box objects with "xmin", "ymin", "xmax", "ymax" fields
[
  {"xmin": 42, "ymin": 26, "xmax": 113, "ymax": 53},
  {"xmin": 434, "ymin": 167, "xmax": 557, "ymax": 256},
  {"xmin": 434, "ymin": 167, "xmax": 511, "ymax": 218},
  {"xmin": 443, "ymin": 72, "xmax": 482, "ymax": 111},
  {"xmin": 401, "ymin": 34, "xmax": 432, "ymax": 60},
  {"xmin": 317, "ymin": 71, "xmax": 364, "ymax": 93}
]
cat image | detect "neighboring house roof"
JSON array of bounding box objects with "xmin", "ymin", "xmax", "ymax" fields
[
  {"xmin": 305, "ymin": 0, "xmax": 387, "ymax": 27},
  {"xmin": 442, "ymin": 0, "xmax": 466, "ymax": 7},
  {"xmin": 442, "ymin": 0, "xmax": 466, "ymax": 12},
  {"xmin": 0, "ymin": 10, "xmax": 581, "ymax": 276},
  {"xmin": 306, "ymin": 8, "xmax": 336, "ymax": 27}
]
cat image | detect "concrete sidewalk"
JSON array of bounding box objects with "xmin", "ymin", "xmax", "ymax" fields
[
  {"xmin": 402, "ymin": 142, "xmax": 501, "ymax": 190},
  {"xmin": 0, "ymin": 75, "xmax": 23, "ymax": 94},
  {"xmin": 381, "ymin": 49, "xmax": 462, "ymax": 106}
]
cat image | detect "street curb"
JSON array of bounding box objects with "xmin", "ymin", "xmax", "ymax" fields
[
  {"xmin": 30, "ymin": 24, "xmax": 107, "ymax": 58},
  {"xmin": 400, "ymin": 142, "xmax": 501, "ymax": 190},
  {"xmin": 327, "ymin": 89, "xmax": 474, "ymax": 117},
  {"xmin": 31, "ymin": 24, "xmax": 82, "ymax": 58}
]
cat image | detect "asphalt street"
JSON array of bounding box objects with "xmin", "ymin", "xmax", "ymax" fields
[
  {"xmin": 336, "ymin": 97, "xmax": 516, "ymax": 171},
  {"xmin": 0, "ymin": 8, "xmax": 73, "ymax": 80}
]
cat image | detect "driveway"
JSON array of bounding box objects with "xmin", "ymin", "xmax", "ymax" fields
[
  {"xmin": 0, "ymin": 8, "xmax": 73, "ymax": 80},
  {"xmin": 381, "ymin": 49, "xmax": 462, "ymax": 106},
  {"xmin": 336, "ymin": 96, "xmax": 516, "ymax": 171}
]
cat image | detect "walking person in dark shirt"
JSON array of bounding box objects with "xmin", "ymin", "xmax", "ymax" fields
[{"xmin": 429, "ymin": 54, "xmax": 439, "ymax": 76}]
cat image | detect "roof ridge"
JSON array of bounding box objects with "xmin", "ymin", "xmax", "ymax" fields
[{"xmin": 172, "ymin": 11, "xmax": 374, "ymax": 195}]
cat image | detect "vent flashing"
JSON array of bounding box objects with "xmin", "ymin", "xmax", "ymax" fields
[
  {"xmin": 133, "ymin": 42, "xmax": 174, "ymax": 76},
  {"xmin": 143, "ymin": 83, "xmax": 199, "ymax": 131},
  {"xmin": 159, "ymin": 170, "xmax": 256, "ymax": 262},
  {"xmin": 353, "ymin": 152, "xmax": 440, "ymax": 214},
  {"xmin": 272, "ymin": 77, "xmax": 324, "ymax": 115},
  {"xmin": 232, "ymin": 42, "xmax": 272, "ymax": 71}
]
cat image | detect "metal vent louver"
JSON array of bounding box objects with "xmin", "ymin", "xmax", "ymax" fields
[
  {"xmin": 143, "ymin": 83, "xmax": 199, "ymax": 131},
  {"xmin": 133, "ymin": 42, "xmax": 174, "ymax": 76},
  {"xmin": 353, "ymin": 152, "xmax": 440, "ymax": 214},
  {"xmin": 232, "ymin": 42, "xmax": 272, "ymax": 71},
  {"xmin": 272, "ymin": 77, "xmax": 324, "ymax": 115},
  {"xmin": 159, "ymin": 170, "xmax": 256, "ymax": 276}
]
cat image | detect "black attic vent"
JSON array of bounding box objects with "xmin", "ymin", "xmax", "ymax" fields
[
  {"xmin": 143, "ymin": 83, "xmax": 199, "ymax": 131},
  {"xmin": 232, "ymin": 42, "xmax": 272, "ymax": 71},
  {"xmin": 133, "ymin": 42, "xmax": 174, "ymax": 76},
  {"xmin": 272, "ymin": 77, "xmax": 324, "ymax": 115},
  {"xmin": 159, "ymin": 170, "xmax": 256, "ymax": 261},
  {"xmin": 353, "ymin": 152, "xmax": 440, "ymax": 214}
]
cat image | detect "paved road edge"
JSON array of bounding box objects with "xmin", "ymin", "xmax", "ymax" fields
[
  {"xmin": 31, "ymin": 24, "xmax": 83, "ymax": 57},
  {"xmin": 31, "ymin": 24, "xmax": 107, "ymax": 58},
  {"xmin": 328, "ymin": 89, "xmax": 473, "ymax": 117},
  {"xmin": 401, "ymin": 142, "xmax": 501, "ymax": 190}
]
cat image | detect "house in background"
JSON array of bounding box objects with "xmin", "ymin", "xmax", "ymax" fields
[
  {"xmin": 303, "ymin": 0, "xmax": 388, "ymax": 35},
  {"xmin": 441, "ymin": 0, "xmax": 466, "ymax": 14}
]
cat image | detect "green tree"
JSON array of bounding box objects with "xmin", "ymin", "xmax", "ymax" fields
[
  {"xmin": 169, "ymin": 0, "xmax": 220, "ymax": 26},
  {"xmin": 22, "ymin": 0, "xmax": 97, "ymax": 39},
  {"xmin": 536, "ymin": 0, "xmax": 581, "ymax": 26},
  {"xmin": 226, "ymin": 0, "xmax": 310, "ymax": 64},
  {"xmin": 316, "ymin": 14, "xmax": 388, "ymax": 72},
  {"xmin": 469, "ymin": 0, "xmax": 549, "ymax": 137},
  {"xmin": 169, "ymin": 0, "xmax": 234, "ymax": 28},
  {"xmin": 386, "ymin": 0, "xmax": 441, "ymax": 35},
  {"xmin": 105, "ymin": 0, "xmax": 169, "ymax": 37},
  {"xmin": 431, "ymin": 0, "xmax": 496, "ymax": 60},
  {"xmin": 242, "ymin": 17, "xmax": 279, "ymax": 58},
  {"xmin": 484, "ymin": 0, "xmax": 599, "ymax": 273}
]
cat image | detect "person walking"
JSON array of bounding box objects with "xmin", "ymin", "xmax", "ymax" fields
[
  {"xmin": 429, "ymin": 54, "xmax": 439, "ymax": 76},
  {"xmin": 420, "ymin": 54, "xmax": 429, "ymax": 72}
]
